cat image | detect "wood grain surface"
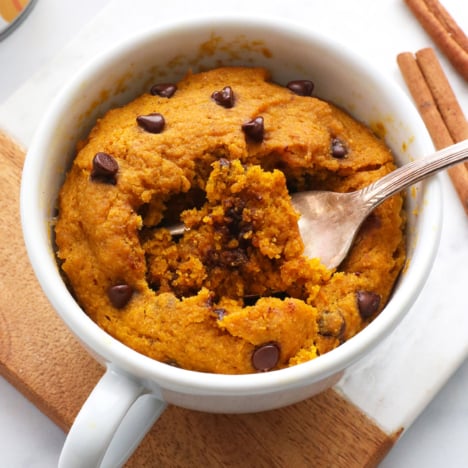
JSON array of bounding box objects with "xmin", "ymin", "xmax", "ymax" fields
[{"xmin": 0, "ymin": 131, "xmax": 400, "ymax": 467}]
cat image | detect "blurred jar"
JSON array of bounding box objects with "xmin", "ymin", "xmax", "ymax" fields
[{"xmin": 0, "ymin": 0, "xmax": 37, "ymax": 40}]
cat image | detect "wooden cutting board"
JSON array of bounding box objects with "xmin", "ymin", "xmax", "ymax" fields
[{"xmin": 0, "ymin": 130, "xmax": 400, "ymax": 467}]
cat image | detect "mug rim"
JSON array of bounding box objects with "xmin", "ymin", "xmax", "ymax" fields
[{"xmin": 20, "ymin": 14, "xmax": 442, "ymax": 396}]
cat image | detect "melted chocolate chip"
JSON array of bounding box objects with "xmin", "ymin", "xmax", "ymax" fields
[
  {"xmin": 211, "ymin": 86, "xmax": 235, "ymax": 108},
  {"xmin": 361, "ymin": 212, "xmax": 382, "ymax": 231},
  {"xmin": 150, "ymin": 83, "xmax": 177, "ymax": 98},
  {"xmin": 107, "ymin": 283, "xmax": 133, "ymax": 309},
  {"xmin": 356, "ymin": 290, "xmax": 381, "ymax": 319},
  {"xmin": 137, "ymin": 113, "xmax": 165, "ymax": 133},
  {"xmin": 331, "ymin": 138, "xmax": 348, "ymax": 158},
  {"xmin": 242, "ymin": 116, "xmax": 264, "ymax": 142},
  {"xmin": 227, "ymin": 248, "xmax": 249, "ymax": 267},
  {"xmin": 206, "ymin": 248, "xmax": 248, "ymax": 268},
  {"xmin": 91, "ymin": 152, "xmax": 119, "ymax": 184},
  {"xmin": 223, "ymin": 198, "xmax": 245, "ymax": 235},
  {"xmin": 286, "ymin": 79, "xmax": 314, "ymax": 96},
  {"xmin": 252, "ymin": 342, "xmax": 280, "ymax": 372}
]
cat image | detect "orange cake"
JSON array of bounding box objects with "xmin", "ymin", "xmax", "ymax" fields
[{"xmin": 55, "ymin": 67, "xmax": 406, "ymax": 374}]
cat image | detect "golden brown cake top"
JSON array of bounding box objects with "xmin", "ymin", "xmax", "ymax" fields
[{"xmin": 55, "ymin": 67, "xmax": 405, "ymax": 374}]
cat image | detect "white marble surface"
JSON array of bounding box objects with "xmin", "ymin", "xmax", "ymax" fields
[{"xmin": 0, "ymin": 0, "xmax": 467, "ymax": 466}]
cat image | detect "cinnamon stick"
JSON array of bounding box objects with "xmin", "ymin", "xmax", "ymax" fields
[
  {"xmin": 397, "ymin": 52, "xmax": 453, "ymax": 149},
  {"xmin": 397, "ymin": 49, "xmax": 468, "ymax": 214},
  {"xmin": 404, "ymin": 0, "xmax": 468, "ymax": 81},
  {"xmin": 415, "ymin": 48, "xmax": 468, "ymax": 143}
]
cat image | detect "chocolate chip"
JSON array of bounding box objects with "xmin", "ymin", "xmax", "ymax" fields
[
  {"xmin": 137, "ymin": 113, "xmax": 165, "ymax": 133},
  {"xmin": 252, "ymin": 342, "xmax": 280, "ymax": 372},
  {"xmin": 242, "ymin": 116, "xmax": 264, "ymax": 142},
  {"xmin": 224, "ymin": 198, "xmax": 245, "ymax": 230},
  {"xmin": 91, "ymin": 152, "xmax": 119, "ymax": 184},
  {"xmin": 286, "ymin": 79, "xmax": 314, "ymax": 96},
  {"xmin": 107, "ymin": 283, "xmax": 133, "ymax": 309},
  {"xmin": 211, "ymin": 86, "xmax": 235, "ymax": 108},
  {"xmin": 331, "ymin": 138, "xmax": 348, "ymax": 158},
  {"xmin": 362, "ymin": 212, "xmax": 382, "ymax": 231},
  {"xmin": 150, "ymin": 83, "xmax": 177, "ymax": 98},
  {"xmin": 356, "ymin": 290, "xmax": 381, "ymax": 319},
  {"xmin": 228, "ymin": 248, "xmax": 249, "ymax": 267},
  {"xmin": 207, "ymin": 248, "xmax": 248, "ymax": 268},
  {"xmin": 318, "ymin": 310, "xmax": 346, "ymax": 338}
]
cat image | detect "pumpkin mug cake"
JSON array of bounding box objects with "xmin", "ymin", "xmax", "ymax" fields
[{"xmin": 55, "ymin": 67, "xmax": 406, "ymax": 374}]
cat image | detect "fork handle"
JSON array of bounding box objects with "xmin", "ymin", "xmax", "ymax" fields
[{"xmin": 361, "ymin": 139, "xmax": 468, "ymax": 208}]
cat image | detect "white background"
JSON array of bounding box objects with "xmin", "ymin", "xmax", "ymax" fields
[{"xmin": 0, "ymin": 0, "xmax": 467, "ymax": 466}]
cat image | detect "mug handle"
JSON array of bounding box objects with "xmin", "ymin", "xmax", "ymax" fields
[{"xmin": 58, "ymin": 367, "xmax": 167, "ymax": 468}]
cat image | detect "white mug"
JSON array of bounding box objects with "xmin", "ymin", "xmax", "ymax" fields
[{"xmin": 20, "ymin": 15, "xmax": 441, "ymax": 468}]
